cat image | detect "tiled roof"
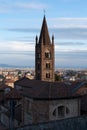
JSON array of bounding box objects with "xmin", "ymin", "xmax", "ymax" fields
[
  {"xmin": 72, "ymin": 82, "xmax": 87, "ymax": 93},
  {"xmin": 14, "ymin": 77, "xmax": 30, "ymax": 87},
  {"xmin": 0, "ymin": 84, "xmax": 11, "ymax": 90},
  {"xmin": 14, "ymin": 78, "xmax": 82, "ymax": 100},
  {"xmin": 6, "ymin": 89, "xmax": 22, "ymax": 100}
]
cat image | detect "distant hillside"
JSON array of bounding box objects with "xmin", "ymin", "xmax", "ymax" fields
[{"xmin": 0, "ymin": 64, "xmax": 32, "ymax": 68}]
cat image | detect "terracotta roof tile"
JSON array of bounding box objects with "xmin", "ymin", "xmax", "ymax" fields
[{"xmin": 15, "ymin": 78, "xmax": 82, "ymax": 99}]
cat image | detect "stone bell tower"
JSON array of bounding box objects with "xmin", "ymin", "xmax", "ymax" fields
[{"xmin": 35, "ymin": 15, "xmax": 54, "ymax": 82}]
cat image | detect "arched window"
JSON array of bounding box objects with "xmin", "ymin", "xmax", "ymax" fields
[
  {"xmin": 52, "ymin": 105, "xmax": 70, "ymax": 118},
  {"xmin": 46, "ymin": 63, "xmax": 50, "ymax": 69},
  {"xmin": 58, "ymin": 106, "xmax": 65, "ymax": 118},
  {"xmin": 45, "ymin": 50, "xmax": 51, "ymax": 59},
  {"xmin": 46, "ymin": 72, "xmax": 50, "ymax": 78}
]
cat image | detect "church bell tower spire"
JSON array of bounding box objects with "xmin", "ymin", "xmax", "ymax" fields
[{"xmin": 35, "ymin": 16, "xmax": 54, "ymax": 82}]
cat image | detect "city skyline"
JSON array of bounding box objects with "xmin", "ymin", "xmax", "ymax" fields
[{"xmin": 0, "ymin": 0, "xmax": 87, "ymax": 68}]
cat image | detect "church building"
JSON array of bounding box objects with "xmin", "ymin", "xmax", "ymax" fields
[
  {"xmin": 0, "ymin": 15, "xmax": 87, "ymax": 130},
  {"xmin": 14, "ymin": 16, "xmax": 81, "ymax": 125}
]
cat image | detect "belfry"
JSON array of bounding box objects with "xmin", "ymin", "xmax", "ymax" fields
[{"xmin": 35, "ymin": 16, "xmax": 54, "ymax": 82}]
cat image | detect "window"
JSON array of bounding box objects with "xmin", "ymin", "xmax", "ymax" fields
[
  {"xmin": 58, "ymin": 106, "xmax": 65, "ymax": 118},
  {"xmin": 46, "ymin": 72, "xmax": 50, "ymax": 78},
  {"xmin": 46, "ymin": 63, "xmax": 50, "ymax": 69},
  {"xmin": 45, "ymin": 50, "xmax": 51, "ymax": 59},
  {"xmin": 52, "ymin": 106, "xmax": 70, "ymax": 118}
]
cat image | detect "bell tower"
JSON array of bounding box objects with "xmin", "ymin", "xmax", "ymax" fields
[{"xmin": 35, "ymin": 16, "xmax": 54, "ymax": 82}]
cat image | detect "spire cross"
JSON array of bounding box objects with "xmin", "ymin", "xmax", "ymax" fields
[{"xmin": 44, "ymin": 9, "xmax": 46, "ymax": 16}]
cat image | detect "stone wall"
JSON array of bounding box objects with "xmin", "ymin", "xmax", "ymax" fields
[
  {"xmin": 22, "ymin": 98, "xmax": 80, "ymax": 124},
  {"xmin": 32, "ymin": 100, "xmax": 49, "ymax": 123},
  {"xmin": 15, "ymin": 116, "xmax": 87, "ymax": 130},
  {"xmin": 49, "ymin": 98, "xmax": 80, "ymax": 120}
]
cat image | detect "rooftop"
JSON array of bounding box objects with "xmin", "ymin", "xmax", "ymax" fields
[{"xmin": 14, "ymin": 77, "xmax": 85, "ymax": 100}]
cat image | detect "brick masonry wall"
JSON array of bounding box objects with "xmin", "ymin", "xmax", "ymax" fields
[{"xmin": 32, "ymin": 100, "xmax": 49, "ymax": 123}]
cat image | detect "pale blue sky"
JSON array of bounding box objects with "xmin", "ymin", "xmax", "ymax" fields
[{"xmin": 0, "ymin": 0, "xmax": 87, "ymax": 68}]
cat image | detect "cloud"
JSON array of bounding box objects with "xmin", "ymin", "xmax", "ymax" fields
[
  {"xmin": 0, "ymin": 41, "xmax": 35, "ymax": 52},
  {"xmin": 50, "ymin": 28, "xmax": 87, "ymax": 40},
  {"xmin": 6, "ymin": 16, "xmax": 87, "ymax": 40},
  {"xmin": 0, "ymin": 0, "xmax": 47, "ymax": 13},
  {"xmin": 57, "ymin": 42, "xmax": 85, "ymax": 46},
  {"xmin": 0, "ymin": 40, "xmax": 86, "ymax": 53},
  {"xmin": 55, "ymin": 51, "xmax": 87, "ymax": 68},
  {"xmin": 7, "ymin": 28, "xmax": 39, "ymax": 32},
  {"xmin": 17, "ymin": 2, "xmax": 47, "ymax": 10},
  {"xmin": 49, "ymin": 17, "xmax": 87, "ymax": 28}
]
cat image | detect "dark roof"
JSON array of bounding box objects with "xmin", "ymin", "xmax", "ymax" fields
[
  {"xmin": 6, "ymin": 89, "xmax": 22, "ymax": 100},
  {"xmin": 72, "ymin": 82, "xmax": 87, "ymax": 93},
  {"xmin": 39, "ymin": 15, "xmax": 51, "ymax": 45},
  {"xmin": 81, "ymin": 94, "xmax": 87, "ymax": 112},
  {"xmin": 0, "ymin": 84, "xmax": 11, "ymax": 90},
  {"xmin": 15, "ymin": 78, "xmax": 82, "ymax": 100},
  {"xmin": 14, "ymin": 77, "xmax": 30, "ymax": 87}
]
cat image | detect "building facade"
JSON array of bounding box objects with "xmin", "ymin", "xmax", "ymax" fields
[{"xmin": 14, "ymin": 78, "xmax": 81, "ymax": 125}]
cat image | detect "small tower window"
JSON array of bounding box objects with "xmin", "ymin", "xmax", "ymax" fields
[
  {"xmin": 45, "ymin": 50, "xmax": 51, "ymax": 59},
  {"xmin": 46, "ymin": 63, "xmax": 50, "ymax": 69},
  {"xmin": 46, "ymin": 72, "xmax": 50, "ymax": 78}
]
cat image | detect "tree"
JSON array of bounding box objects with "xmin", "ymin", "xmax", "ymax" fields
[{"xmin": 55, "ymin": 74, "xmax": 62, "ymax": 81}]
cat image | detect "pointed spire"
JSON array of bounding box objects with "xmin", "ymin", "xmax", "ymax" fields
[
  {"xmin": 39, "ymin": 15, "xmax": 51, "ymax": 45},
  {"xmin": 52, "ymin": 35, "xmax": 54, "ymax": 44},
  {"xmin": 36, "ymin": 35, "xmax": 38, "ymax": 44}
]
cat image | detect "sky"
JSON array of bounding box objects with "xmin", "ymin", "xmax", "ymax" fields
[{"xmin": 0, "ymin": 0, "xmax": 87, "ymax": 69}]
